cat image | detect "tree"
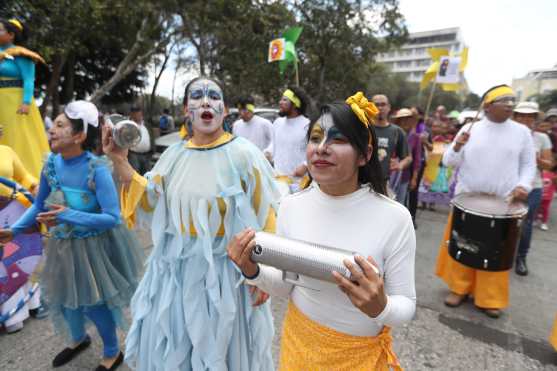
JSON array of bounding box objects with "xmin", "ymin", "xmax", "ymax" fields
[
  {"xmin": 289, "ymin": 0, "xmax": 407, "ymax": 103},
  {"xmin": 531, "ymin": 89, "xmax": 557, "ymax": 112}
]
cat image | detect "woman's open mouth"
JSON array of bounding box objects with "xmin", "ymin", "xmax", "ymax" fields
[{"xmin": 201, "ymin": 111, "xmax": 214, "ymax": 121}]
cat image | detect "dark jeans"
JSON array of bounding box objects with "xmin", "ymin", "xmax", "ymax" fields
[
  {"xmin": 128, "ymin": 151, "xmax": 151, "ymax": 175},
  {"xmin": 517, "ymin": 188, "xmax": 543, "ymax": 259},
  {"xmin": 408, "ymin": 162, "xmax": 425, "ymax": 223}
]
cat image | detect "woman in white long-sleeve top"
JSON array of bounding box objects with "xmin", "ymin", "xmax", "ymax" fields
[{"xmin": 228, "ymin": 93, "xmax": 416, "ymax": 371}]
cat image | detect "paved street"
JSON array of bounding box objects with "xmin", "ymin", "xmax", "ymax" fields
[{"xmin": 2, "ymin": 205, "xmax": 557, "ymax": 370}]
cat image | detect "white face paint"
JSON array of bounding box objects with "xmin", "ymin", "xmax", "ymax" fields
[{"xmin": 186, "ymin": 78, "xmax": 225, "ymax": 135}]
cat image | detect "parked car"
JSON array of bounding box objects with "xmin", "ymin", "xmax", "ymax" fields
[{"xmin": 152, "ymin": 107, "xmax": 279, "ymax": 161}]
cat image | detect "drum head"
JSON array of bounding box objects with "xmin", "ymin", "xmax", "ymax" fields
[{"xmin": 452, "ymin": 192, "xmax": 527, "ymax": 218}]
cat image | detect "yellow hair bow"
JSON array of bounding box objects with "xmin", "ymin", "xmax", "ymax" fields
[
  {"xmin": 345, "ymin": 92, "xmax": 379, "ymax": 127},
  {"xmin": 8, "ymin": 19, "xmax": 23, "ymax": 32}
]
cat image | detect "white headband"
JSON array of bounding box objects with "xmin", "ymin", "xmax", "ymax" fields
[{"xmin": 64, "ymin": 100, "xmax": 99, "ymax": 135}]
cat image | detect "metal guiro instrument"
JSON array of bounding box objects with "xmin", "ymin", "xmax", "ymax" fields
[
  {"xmin": 251, "ymin": 232, "xmax": 380, "ymax": 287},
  {"xmin": 105, "ymin": 114, "xmax": 142, "ymax": 149}
]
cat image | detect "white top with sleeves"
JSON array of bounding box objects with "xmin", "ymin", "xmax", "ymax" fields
[
  {"xmin": 247, "ymin": 183, "xmax": 416, "ymax": 337},
  {"xmin": 265, "ymin": 115, "xmax": 309, "ymax": 176},
  {"xmin": 443, "ymin": 118, "xmax": 536, "ymax": 197},
  {"xmin": 232, "ymin": 115, "xmax": 273, "ymax": 152}
]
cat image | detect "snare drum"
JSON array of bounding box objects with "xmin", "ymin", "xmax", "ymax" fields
[{"xmin": 448, "ymin": 192, "xmax": 527, "ymax": 271}]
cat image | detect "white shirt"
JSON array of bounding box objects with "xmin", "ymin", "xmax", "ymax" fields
[
  {"xmin": 248, "ymin": 184, "xmax": 416, "ymax": 337},
  {"xmin": 232, "ymin": 115, "xmax": 273, "ymax": 152},
  {"xmin": 443, "ymin": 118, "xmax": 536, "ymax": 197},
  {"xmin": 532, "ymin": 131, "xmax": 552, "ymax": 189},
  {"xmin": 266, "ymin": 115, "xmax": 309, "ymax": 176},
  {"xmin": 130, "ymin": 123, "xmax": 151, "ymax": 153}
]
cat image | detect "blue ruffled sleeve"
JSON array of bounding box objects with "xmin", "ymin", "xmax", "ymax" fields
[
  {"xmin": 57, "ymin": 165, "xmax": 121, "ymax": 229},
  {"xmin": 14, "ymin": 56, "xmax": 35, "ymax": 104},
  {"xmin": 11, "ymin": 172, "xmax": 51, "ymax": 235}
]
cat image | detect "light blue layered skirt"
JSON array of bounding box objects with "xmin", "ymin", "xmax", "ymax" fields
[{"xmin": 41, "ymin": 224, "xmax": 144, "ymax": 339}]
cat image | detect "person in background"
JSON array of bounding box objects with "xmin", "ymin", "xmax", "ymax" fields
[
  {"xmin": 158, "ymin": 108, "xmax": 174, "ymax": 136},
  {"xmin": 0, "ymin": 18, "xmax": 50, "ymax": 178},
  {"xmin": 544, "ymin": 108, "xmax": 557, "ymax": 162},
  {"xmin": 512, "ymin": 102, "xmax": 553, "ymax": 275},
  {"xmin": 539, "ymin": 168, "xmax": 556, "ymax": 231},
  {"xmin": 127, "ymin": 105, "xmax": 151, "ymax": 174},
  {"xmin": 232, "ymin": 95, "xmax": 273, "ymax": 153},
  {"xmin": 418, "ymin": 120, "xmax": 454, "ymax": 210},
  {"xmin": 371, "ymin": 94, "xmax": 411, "ymax": 194},
  {"xmin": 434, "ymin": 105, "xmax": 449, "ymax": 123},
  {"xmin": 408, "ymin": 107, "xmax": 428, "ymax": 228},
  {"xmin": 436, "ymin": 85, "xmax": 535, "ymax": 319},
  {"xmin": 392, "ymin": 108, "xmax": 422, "ymax": 213},
  {"xmin": 265, "ymin": 87, "xmax": 311, "ymax": 192}
]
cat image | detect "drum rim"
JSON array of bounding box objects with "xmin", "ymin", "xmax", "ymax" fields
[{"xmin": 451, "ymin": 192, "xmax": 528, "ymax": 219}]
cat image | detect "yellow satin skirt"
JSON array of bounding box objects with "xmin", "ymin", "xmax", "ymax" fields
[
  {"xmin": 550, "ymin": 315, "xmax": 557, "ymax": 351},
  {"xmin": 0, "ymin": 85, "xmax": 49, "ymax": 178},
  {"xmin": 435, "ymin": 213, "xmax": 510, "ymax": 309},
  {"xmin": 279, "ymin": 301, "xmax": 403, "ymax": 371}
]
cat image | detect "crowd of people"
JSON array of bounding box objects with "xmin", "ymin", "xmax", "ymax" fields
[{"xmin": 1, "ymin": 16, "xmax": 557, "ymax": 371}]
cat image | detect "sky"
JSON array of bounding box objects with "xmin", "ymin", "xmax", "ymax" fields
[
  {"xmin": 148, "ymin": 0, "xmax": 557, "ymax": 100},
  {"xmin": 398, "ymin": 0, "xmax": 557, "ymax": 95}
]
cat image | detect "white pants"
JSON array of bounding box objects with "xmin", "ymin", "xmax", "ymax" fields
[{"xmin": 1, "ymin": 282, "xmax": 41, "ymax": 327}]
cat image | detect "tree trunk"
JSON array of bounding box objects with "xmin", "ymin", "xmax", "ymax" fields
[
  {"xmin": 40, "ymin": 53, "xmax": 67, "ymax": 118},
  {"xmin": 61, "ymin": 52, "xmax": 76, "ymax": 104},
  {"xmin": 90, "ymin": 15, "xmax": 169, "ymax": 104}
]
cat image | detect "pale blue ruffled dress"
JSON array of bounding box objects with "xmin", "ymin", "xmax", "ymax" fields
[{"xmin": 124, "ymin": 136, "xmax": 281, "ymax": 370}]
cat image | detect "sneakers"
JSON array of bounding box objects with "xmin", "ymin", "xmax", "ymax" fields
[
  {"xmin": 30, "ymin": 303, "xmax": 49, "ymax": 319},
  {"xmin": 540, "ymin": 223, "xmax": 549, "ymax": 231},
  {"xmin": 5, "ymin": 321, "xmax": 23, "ymax": 334}
]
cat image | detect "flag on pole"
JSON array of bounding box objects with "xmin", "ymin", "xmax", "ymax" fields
[
  {"xmin": 420, "ymin": 47, "xmax": 469, "ymax": 91},
  {"xmin": 268, "ymin": 38, "xmax": 286, "ymax": 63},
  {"xmin": 267, "ymin": 26, "xmax": 303, "ymax": 74}
]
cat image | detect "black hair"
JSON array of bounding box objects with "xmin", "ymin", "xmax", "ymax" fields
[
  {"xmin": 65, "ymin": 114, "xmax": 100, "ymax": 152},
  {"xmin": 163, "ymin": 108, "xmax": 170, "ymax": 114},
  {"xmin": 236, "ymin": 95, "xmax": 255, "ymax": 109},
  {"xmin": 306, "ymin": 102, "xmax": 386, "ymax": 196},
  {"xmin": 182, "ymin": 76, "xmax": 225, "ymax": 106},
  {"xmin": 0, "ymin": 19, "xmax": 27, "ymax": 45},
  {"xmin": 130, "ymin": 105, "xmax": 142, "ymax": 113},
  {"xmin": 286, "ymin": 86, "xmax": 310, "ymax": 116}
]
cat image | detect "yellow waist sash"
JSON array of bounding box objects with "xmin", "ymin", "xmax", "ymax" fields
[{"xmin": 279, "ymin": 301, "xmax": 403, "ymax": 371}]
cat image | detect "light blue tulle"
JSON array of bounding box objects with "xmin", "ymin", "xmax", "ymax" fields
[{"xmin": 125, "ymin": 137, "xmax": 281, "ymax": 371}]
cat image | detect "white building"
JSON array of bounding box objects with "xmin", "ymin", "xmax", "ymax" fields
[
  {"xmin": 377, "ymin": 27, "xmax": 467, "ymax": 83},
  {"xmin": 512, "ymin": 64, "xmax": 557, "ymax": 101}
]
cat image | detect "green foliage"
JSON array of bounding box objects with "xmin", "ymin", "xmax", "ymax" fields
[{"xmin": 530, "ymin": 89, "xmax": 557, "ymax": 112}]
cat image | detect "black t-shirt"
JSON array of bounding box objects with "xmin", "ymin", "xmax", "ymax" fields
[{"xmin": 373, "ymin": 123, "xmax": 409, "ymax": 180}]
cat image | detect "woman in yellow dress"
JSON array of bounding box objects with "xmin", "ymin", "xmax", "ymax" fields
[
  {"xmin": 0, "ymin": 19, "xmax": 49, "ymax": 178},
  {"xmin": 0, "ymin": 124, "xmax": 45, "ymax": 333}
]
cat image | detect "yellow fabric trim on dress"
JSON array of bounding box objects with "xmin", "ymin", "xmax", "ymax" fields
[
  {"xmin": 345, "ymin": 92, "xmax": 379, "ymax": 146},
  {"xmin": 484, "ymin": 86, "xmax": 515, "ymax": 104},
  {"xmin": 186, "ymin": 132, "xmax": 234, "ymax": 149},
  {"xmin": 120, "ymin": 171, "xmax": 149, "ymax": 228},
  {"xmin": 279, "ymin": 301, "xmax": 403, "ymax": 371},
  {"xmin": 0, "ymin": 46, "xmax": 46, "ymax": 65},
  {"xmin": 283, "ymin": 89, "xmax": 301, "ymax": 108}
]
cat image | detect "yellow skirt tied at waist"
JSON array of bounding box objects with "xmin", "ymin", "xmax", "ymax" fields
[{"xmin": 279, "ymin": 301, "xmax": 403, "ymax": 371}]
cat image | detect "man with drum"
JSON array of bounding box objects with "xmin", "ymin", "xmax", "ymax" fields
[{"xmin": 435, "ymin": 85, "xmax": 536, "ymax": 318}]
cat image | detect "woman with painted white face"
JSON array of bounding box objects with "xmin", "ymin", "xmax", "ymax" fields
[
  {"xmin": 103, "ymin": 77, "xmax": 280, "ymax": 370},
  {"xmin": 228, "ymin": 93, "xmax": 416, "ymax": 370}
]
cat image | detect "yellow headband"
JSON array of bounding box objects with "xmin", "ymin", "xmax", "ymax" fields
[
  {"xmin": 345, "ymin": 92, "xmax": 379, "ymax": 146},
  {"xmin": 484, "ymin": 86, "xmax": 515, "ymax": 104},
  {"xmin": 283, "ymin": 89, "xmax": 301, "ymax": 108},
  {"xmin": 8, "ymin": 19, "xmax": 23, "ymax": 32}
]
